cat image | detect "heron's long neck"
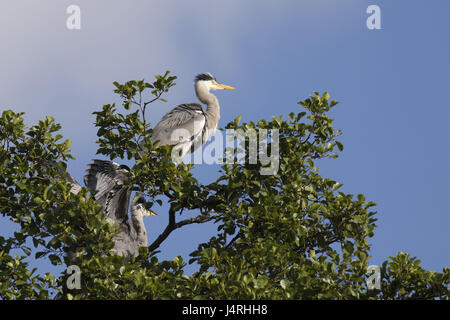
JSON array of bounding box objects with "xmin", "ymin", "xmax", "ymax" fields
[
  {"xmin": 131, "ymin": 207, "xmax": 148, "ymax": 247},
  {"xmin": 196, "ymin": 87, "xmax": 220, "ymax": 127}
]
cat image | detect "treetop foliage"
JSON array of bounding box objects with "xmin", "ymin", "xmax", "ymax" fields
[{"xmin": 0, "ymin": 71, "xmax": 448, "ymax": 299}]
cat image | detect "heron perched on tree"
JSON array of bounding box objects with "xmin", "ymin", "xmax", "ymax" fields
[
  {"xmin": 138, "ymin": 72, "xmax": 235, "ymax": 160},
  {"xmin": 82, "ymin": 159, "xmax": 157, "ymax": 257},
  {"xmin": 61, "ymin": 73, "xmax": 234, "ymax": 257}
]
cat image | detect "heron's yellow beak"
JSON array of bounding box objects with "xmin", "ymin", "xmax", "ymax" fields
[
  {"xmin": 217, "ymin": 83, "xmax": 235, "ymax": 90},
  {"xmin": 145, "ymin": 209, "xmax": 158, "ymax": 217},
  {"xmin": 212, "ymin": 79, "xmax": 235, "ymax": 90}
]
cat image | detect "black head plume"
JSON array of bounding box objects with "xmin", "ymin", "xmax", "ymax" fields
[{"xmin": 195, "ymin": 72, "xmax": 216, "ymax": 82}]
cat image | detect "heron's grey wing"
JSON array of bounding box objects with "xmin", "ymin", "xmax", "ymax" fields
[
  {"xmin": 65, "ymin": 172, "xmax": 82, "ymax": 195},
  {"xmin": 84, "ymin": 160, "xmax": 130, "ymax": 223},
  {"xmin": 151, "ymin": 103, "xmax": 206, "ymax": 146},
  {"xmin": 40, "ymin": 159, "xmax": 82, "ymax": 195},
  {"xmin": 84, "ymin": 160, "xmax": 118, "ymax": 206}
]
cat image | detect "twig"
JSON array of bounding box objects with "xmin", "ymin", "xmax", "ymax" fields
[
  {"xmin": 143, "ymin": 91, "xmax": 163, "ymax": 109},
  {"xmin": 224, "ymin": 231, "xmax": 242, "ymax": 249}
]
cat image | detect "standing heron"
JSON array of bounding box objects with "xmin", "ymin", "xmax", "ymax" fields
[
  {"xmin": 83, "ymin": 159, "xmax": 157, "ymax": 257},
  {"xmin": 138, "ymin": 72, "xmax": 235, "ymax": 160}
]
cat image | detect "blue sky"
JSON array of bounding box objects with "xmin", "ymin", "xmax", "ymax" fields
[{"xmin": 1, "ymin": 0, "xmax": 449, "ymax": 278}]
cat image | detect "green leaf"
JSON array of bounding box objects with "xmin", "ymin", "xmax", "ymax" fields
[{"xmin": 280, "ymin": 279, "xmax": 290, "ymax": 290}]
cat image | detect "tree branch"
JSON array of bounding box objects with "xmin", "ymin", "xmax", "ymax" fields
[{"xmin": 148, "ymin": 211, "xmax": 215, "ymax": 252}]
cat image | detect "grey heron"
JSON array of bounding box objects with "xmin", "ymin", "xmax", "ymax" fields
[
  {"xmin": 83, "ymin": 159, "xmax": 157, "ymax": 257},
  {"xmin": 138, "ymin": 72, "xmax": 235, "ymax": 161},
  {"xmin": 57, "ymin": 159, "xmax": 155, "ymax": 258}
]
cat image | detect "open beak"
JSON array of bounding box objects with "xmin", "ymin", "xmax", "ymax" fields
[
  {"xmin": 217, "ymin": 83, "xmax": 235, "ymax": 90},
  {"xmin": 146, "ymin": 209, "xmax": 158, "ymax": 216}
]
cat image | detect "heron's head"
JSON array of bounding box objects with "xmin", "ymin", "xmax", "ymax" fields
[
  {"xmin": 133, "ymin": 196, "xmax": 157, "ymax": 217},
  {"xmin": 195, "ymin": 72, "xmax": 235, "ymax": 92}
]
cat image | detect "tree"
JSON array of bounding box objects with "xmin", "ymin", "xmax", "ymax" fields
[{"xmin": 0, "ymin": 71, "xmax": 448, "ymax": 299}]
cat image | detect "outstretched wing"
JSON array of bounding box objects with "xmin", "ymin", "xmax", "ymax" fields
[
  {"xmin": 84, "ymin": 160, "xmax": 131, "ymax": 223},
  {"xmin": 41, "ymin": 159, "xmax": 82, "ymax": 195},
  {"xmin": 151, "ymin": 103, "xmax": 206, "ymax": 147},
  {"xmin": 65, "ymin": 171, "xmax": 82, "ymax": 195}
]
